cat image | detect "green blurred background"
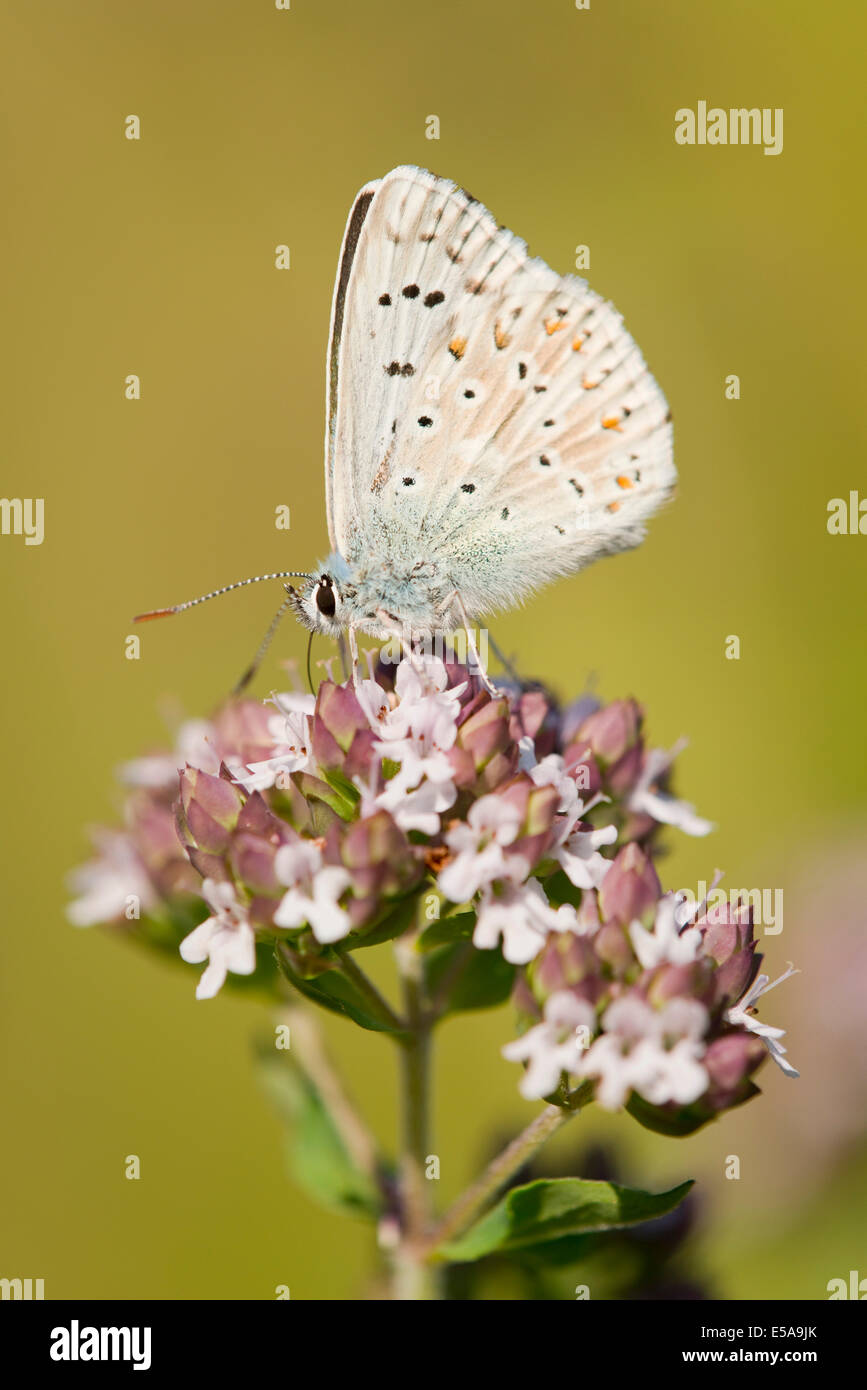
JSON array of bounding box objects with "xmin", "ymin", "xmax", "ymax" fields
[{"xmin": 2, "ymin": 0, "xmax": 865, "ymax": 1299}]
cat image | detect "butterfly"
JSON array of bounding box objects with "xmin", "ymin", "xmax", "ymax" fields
[{"xmin": 138, "ymin": 166, "xmax": 675, "ymax": 687}]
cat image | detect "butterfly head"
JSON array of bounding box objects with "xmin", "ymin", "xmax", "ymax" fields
[{"xmin": 286, "ymin": 571, "xmax": 344, "ymax": 637}]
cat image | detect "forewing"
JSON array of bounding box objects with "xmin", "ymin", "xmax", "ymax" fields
[{"xmin": 325, "ymin": 167, "xmax": 674, "ymax": 616}]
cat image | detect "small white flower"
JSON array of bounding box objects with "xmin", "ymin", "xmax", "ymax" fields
[
  {"xmin": 630, "ymin": 1035, "xmax": 709, "ymax": 1107},
  {"xmin": 438, "ymin": 795, "xmax": 526, "ymax": 901},
  {"xmin": 519, "ymin": 744, "xmax": 616, "ymax": 889},
  {"xmin": 234, "ymin": 692, "xmax": 315, "ymax": 793},
  {"xmin": 66, "ymin": 831, "xmax": 157, "ymax": 927},
  {"xmin": 363, "ymin": 657, "xmax": 464, "ymax": 834},
  {"xmin": 524, "ymin": 749, "xmax": 595, "ymax": 823},
  {"xmin": 527, "ymin": 751, "xmax": 572, "ymax": 799},
  {"xmin": 355, "ymin": 677, "xmax": 392, "ymax": 728},
  {"xmin": 555, "ymin": 821, "xmax": 617, "ymax": 890},
  {"xmin": 474, "ymin": 878, "xmax": 579, "ymax": 965},
  {"xmin": 375, "ymin": 773, "xmax": 457, "ymax": 836},
  {"xmin": 726, "ymin": 965, "xmax": 800, "ymax": 1078},
  {"xmin": 392, "ymin": 655, "xmax": 466, "ymax": 713},
  {"xmin": 629, "ymin": 745, "xmax": 713, "ymax": 837},
  {"xmin": 274, "ymin": 840, "xmax": 352, "ymax": 944},
  {"xmin": 179, "ymin": 879, "xmax": 256, "ymax": 1000},
  {"xmin": 581, "ymin": 995, "xmax": 710, "ymax": 1110},
  {"xmin": 503, "ymin": 992, "xmax": 598, "ymax": 1100},
  {"xmin": 374, "ymin": 716, "xmax": 456, "ymax": 789},
  {"xmin": 517, "ymin": 734, "xmax": 539, "ymax": 774},
  {"xmin": 629, "ymin": 893, "xmax": 703, "ymax": 970}
]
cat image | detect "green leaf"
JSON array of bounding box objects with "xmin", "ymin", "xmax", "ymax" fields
[
  {"xmin": 438, "ymin": 1177, "xmax": 694, "ymax": 1262},
  {"xmin": 134, "ymin": 903, "xmax": 282, "ymax": 1001},
  {"xmin": 423, "ymin": 940, "xmax": 515, "ymax": 1016},
  {"xmin": 276, "ymin": 946, "xmax": 406, "ymax": 1035},
  {"xmin": 257, "ymin": 1047, "xmax": 381, "ymax": 1220},
  {"xmin": 535, "ymin": 867, "xmax": 584, "ymax": 910},
  {"xmin": 626, "ymin": 1084, "xmax": 761, "ymax": 1136},
  {"xmin": 295, "ymin": 771, "xmax": 356, "ymax": 820},
  {"xmin": 321, "ymin": 766, "xmax": 361, "ymax": 809},
  {"xmin": 344, "ymin": 895, "xmax": 417, "ymax": 950},
  {"xmin": 418, "ymin": 909, "xmax": 476, "ymax": 950}
]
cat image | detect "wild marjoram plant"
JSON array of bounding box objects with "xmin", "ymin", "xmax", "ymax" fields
[{"xmin": 68, "ymin": 653, "xmax": 798, "ymax": 1299}]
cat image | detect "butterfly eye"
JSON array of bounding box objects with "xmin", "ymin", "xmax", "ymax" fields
[{"xmin": 315, "ymin": 576, "xmax": 337, "ymax": 618}]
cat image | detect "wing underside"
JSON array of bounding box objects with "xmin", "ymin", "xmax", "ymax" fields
[{"xmin": 325, "ymin": 167, "xmax": 675, "ymax": 616}]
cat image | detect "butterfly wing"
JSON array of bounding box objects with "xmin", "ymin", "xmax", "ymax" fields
[{"xmin": 325, "ymin": 166, "xmax": 675, "ymax": 620}]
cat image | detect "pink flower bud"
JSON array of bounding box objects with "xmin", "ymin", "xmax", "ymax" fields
[
  {"xmin": 703, "ymin": 1032, "xmax": 766, "ymax": 1107},
  {"xmin": 594, "ymin": 921, "xmax": 636, "ymax": 973},
  {"xmin": 179, "ymin": 765, "xmax": 244, "ymax": 855},
  {"xmin": 509, "ymin": 685, "xmax": 560, "ymax": 759},
  {"xmin": 576, "ymin": 699, "xmax": 642, "ymax": 766},
  {"xmin": 598, "ymin": 843, "xmax": 662, "ymax": 925},
  {"xmin": 456, "ymin": 696, "xmax": 514, "ymax": 778}
]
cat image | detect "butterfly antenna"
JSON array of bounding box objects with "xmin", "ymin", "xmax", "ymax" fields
[
  {"xmin": 134, "ymin": 571, "xmax": 311, "ymax": 623},
  {"xmin": 306, "ymin": 630, "xmax": 315, "ymax": 695},
  {"xmin": 336, "ymin": 632, "xmax": 349, "ymax": 682},
  {"xmin": 232, "ymin": 593, "xmax": 296, "ymax": 697}
]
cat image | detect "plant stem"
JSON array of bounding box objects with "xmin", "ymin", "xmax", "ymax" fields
[
  {"xmin": 392, "ymin": 933, "xmax": 439, "ymax": 1299},
  {"xmin": 280, "ymin": 1004, "xmax": 379, "ymax": 1184},
  {"xmin": 424, "ymin": 1098, "xmax": 584, "ymax": 1255},
  {"xmin": 336, "ymin": 949, "xmax": 407, "ymax": 1033},
  {"xmin": 423, "ymin": 939, "xmax": 474, "ymax": 1022},
  {"xmin": 399, "ymin": 975, "xmax": 429, "ymax": 1236}
]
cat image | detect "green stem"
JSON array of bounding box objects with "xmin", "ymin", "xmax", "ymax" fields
[
  {"xmin": 279, "ymin": 1004, "xmax": 379, "ymax": 1184},
  {"xmin": 399, "ymin": 973, "xmax": 430, "ymax": 1235},
  {"xmin": 336, "ymin": 949, "xmax": 406, "ymax": 1033},
  {"xmin": 392, "ymin": 934, "xmax": 439, "ymax": 1299},
  {"xmin": 424, "ymin": 1095, "xmax": 586, "ymax": 1256},
  {"xmin": 423, "ymin": 939, "xmax": 474, "ymax": 1022}
]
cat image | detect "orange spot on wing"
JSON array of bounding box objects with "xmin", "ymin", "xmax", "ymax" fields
[
  {"xmin": 582, "ymin": 376, "xmax": 600, "ymax": 389},
  {"xmin": 616, "ymin": 475, "xmax": 634, "ymax": 489},
  {"xmin": 449, "ymin": 336, "xmax": 467, "ymax": 360},
  {"xmin": 607, "ymin": 501, "xmax": 621, "ymax": 513},
  {"xmin": 572, "ymin": 335, "xmax": 585, "ymax": 351},
  {"xmin": 494, "ymin": 320, "xmax": 511, "ymax": 350},
  {"xmin": 544, "ymin": 317, "xmax": 566, "ymax": 335},
  {"xmin": 602, "ymin": 415, "xmax": 623, "ymax": 431}
]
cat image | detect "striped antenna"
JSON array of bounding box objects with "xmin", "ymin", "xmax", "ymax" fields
[
  {"xmin": 134, "ymin": 571, "xmax": 311, "ymax": 623},
  {"xmin": 232, "ymin": 592, "xmax": 296, "ymax": 695}
]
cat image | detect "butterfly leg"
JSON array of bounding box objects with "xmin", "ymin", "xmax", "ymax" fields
[
  {"xmin": 452, "ymin": 593, "xmax": 503, "ymax": 697},
  {"xmin": 374, "ymin": 609, "xmax": 433, "ymax": 686},
  {"xmin": 347, "ymin": 624, "xmax": 361, "ymax": 689}
]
